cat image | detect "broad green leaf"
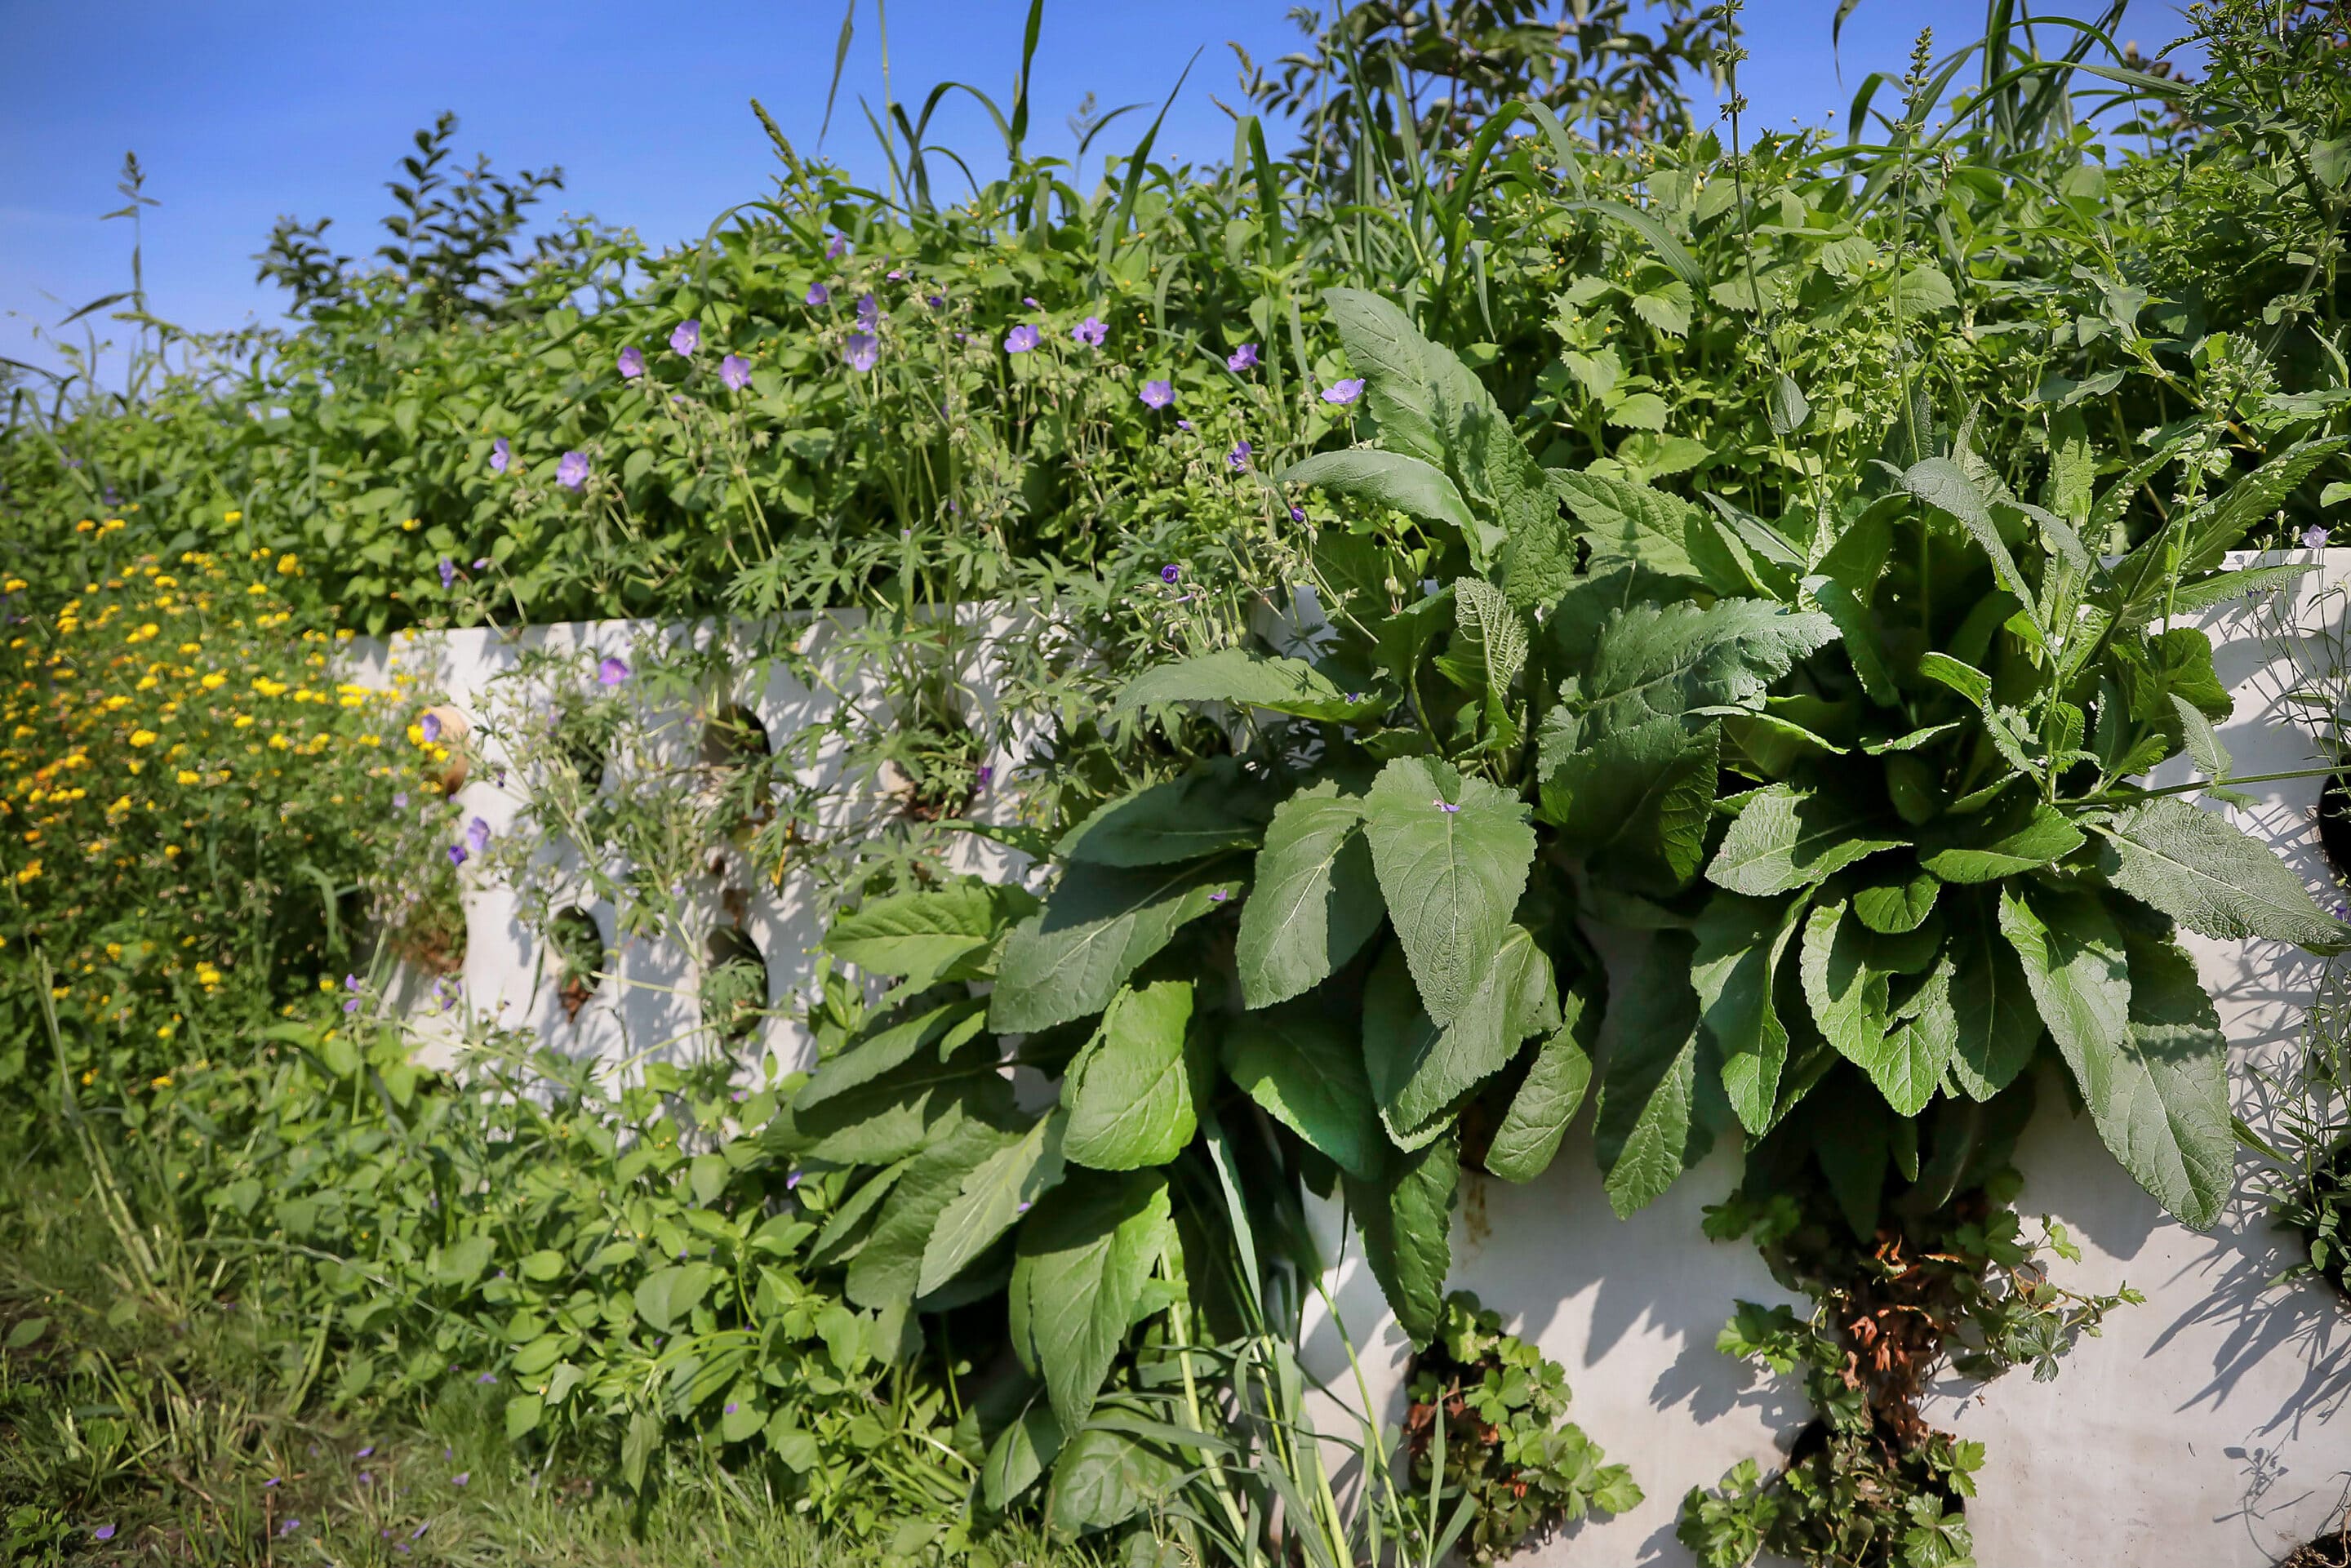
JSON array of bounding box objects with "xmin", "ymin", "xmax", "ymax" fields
[
  {"xmin": 1921, "ymin": 799, "xmax": 2085, "ymax": 884},
  {"xmin": 793, "ymin": 1032, "xmax": 1014, "ymax": 1166},
  {"xmin": 829, "ymin": 882, "xmax": 1035, "ymax": 988},
  {"xmin": 1062, "ymin": 982, "xmax": 1197, "ymax": 1170},
  {"xmin": 1361, "ymin": 757, "xmax": 1536, "ymax": 1027},
  {"xmin": 1056, "ymin": 762, "xmax": 1272, "ymax": 867},
  {"xmin": 796, "ymin": 997, "xmax": 984, "ymax": 1110},
  {"xmin": 1011, "ymin": 1172, "xmax": 1172, "ymax": 1431},
  {"xmin": 1708, "ymin": 784, "xmax": 1903, "ymax": 896},
  {"xmin": 1692, "ymin": 892, "xmax": 1803, "ymax": 1135},
  {"xmin": 1946, "ymin": 908, "xmax": 2042, "ymax": 1099},
  {"xmin": 990, "ymin": 860, "xmax": 1241, "ymax": 1033},
  {"xmin": 1235, "ymin": 781, "xmax": 1383, "ymax": 1008},
  {"xmin": 1801, "ymin": 901, "xmax": 1892, "ymax": 1070},
  {"xmin": 1485, "ymin": 983, "xmax": 1598, "ymax": 1182},
  {"xmin": 2112, "ymin": 927, "xmax": 2235, "ymax": 1228},
  {"xmin": 809, "ymin": 1157, "xmax": 913, "ymax": 1267},
  {"xmin": 918, "ymin": 1113, "xmax": 1068, "ymax": 1296},
  {"xmin": 1364, "ymin": 927, "xmax": 1558, "ymax": 1139},
  {"xmin": 1902, "ymin": 456, "xmax": 2043, "ymax": 646},
  {"xmin": 1542, "ymin": 717, "xmax": 1719, "ymax": 896},
  {"xmin": 982, "ymin": 1401, "xmax": 1064, "ymax": 1512},
  {"xmin": 1282, "ymin": 449, "xmax": 1478, "ymax": 535},
  {"xmin": 1045, "ymin": 1425, "xmax": 1182, "ymax": 1537},
  {"xmin": 2097, "ymin": 797, "xmax": 2351, "ymax": 950},
  {"xmin": 633, "ymin": 1263, "xmax": 714, "ymax": 1335},
  {"xmin": 1558, "ymin": 468, "xmax": 1701, "ymax": 581},
  {"xmin": 1113, "ymin": 648, "xmax": 1370, "ymax": 723},
  {"xmin": 1853, "ymin": 867, "xmax": 1939, "ymax": 933},
  {"xmin": 1580, "ymin": 600, "xmax": 1836, "ymax": 736},
  {"xmin": 1594, "ymin": 931, "xmax": 1711, "ymax": 1216},
  {"xmin": 1221, "ymin": 1003, "xmax": 1384, "ymax": 1180},
  {"xmin": 1869, "ymin": 960, "xmax": 1958, "ymax": 1116},
  {"xmin": 848, "ymin": 1116, "xmax": 1018, "ymax": 1310},
  {"xmin": 1801, "ymin": 574, "xmax": 1895, "ymax": 706},
  {"xmin": 1345, "ymin": 1130, "xmax": 1459, "ymax": 1347}
]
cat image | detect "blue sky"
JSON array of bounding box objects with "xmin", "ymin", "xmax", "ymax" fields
[{"xmin": 2, "ymin": 1, "xmax": 2193, "ymax": 380}]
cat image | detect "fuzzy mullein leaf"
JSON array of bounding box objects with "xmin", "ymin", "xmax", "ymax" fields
[{"xmin": 1361, "ymin": 757, "xmax": 1536, "ymax": 1027}]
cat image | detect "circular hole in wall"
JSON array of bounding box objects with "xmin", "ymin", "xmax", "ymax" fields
[
  {"xmin": 549, "ymin": 907, "xmax": 607, "ymax": 1022},
  {"xmin": 553, "ymin": 706, "xmax": 610, "ymax": 792},
  {"xmin": 700, "ymin": 926, "xmax": 768, "ymax": 1046},
  {"xmin": 393, "ymin": 859, "xmax": 469, "ymax": 976},
  {"xmin": 700, "ymin": 704, "xmax": 771, "ymax": 770},
  {"xmin": 2319, "ymin": 773, "xmax": 2351, "ymax": 882}
]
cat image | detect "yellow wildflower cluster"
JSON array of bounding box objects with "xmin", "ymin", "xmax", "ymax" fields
[{"xmin": 1, "ymin": 541, "xmax": 449, "ymax": 1057}]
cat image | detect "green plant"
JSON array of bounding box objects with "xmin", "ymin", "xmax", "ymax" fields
[{"xmin": 1399, "ymin": 1292, "xmax": 1638, "ymax": 1565}]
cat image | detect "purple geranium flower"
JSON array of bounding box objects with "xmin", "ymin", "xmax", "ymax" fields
[
  {"xmin": 1228, "ymin": 440, "xmax": 1252, "ymax": 471},
  {"xmin": 420, "ymin": 712, "xmax": 442, "ymax": 744},
  {"xmin": 1290, "ymin": 505, "xmax": 1306, "ymax": 523},
  {"xmin": 598, "ymin": 655, "xmax": 629, "ymax": 686},
  {"xmin": 720, "ymin": 354, "xmax": 752, "ymax": 391},
  {"xmin": 1161, "ymin": 564, "xmax": 1181, "ymax": 584},
  {"xmin": 1140, "ymin": 380, "xmax": 1173, "ymax": 410},
  {"xmin": 2304, "ymin": 523, "xmax": 2328, "ymax": 549},
  {"xmin": 976, "ymin": 763, "xmax": 994, "ymax": 789},
  {"xmin": 1434, "ymin": 799, "xmax": 1460, "ymax": 814},
  {"xmin": 1322, "ymin": 378, "xmax": 1364, "ymax": 405},
  {"xmin": 927, "ymin": 293, "xmax": 945, "ymax": 309},
  {"xmin": 856, "ymin": 293, "xmax": 879, "ymax": 329},
  {"xmin": 452, "ymin": 1471, "xmax": 469, "ymax": 1487},
  {"xmin": 476, "ymin": 1372, "xmax": 497, "ymax": 1384},
  {"xmin": 466, "ymin": 816, "xmax": 491, "ymax": 855},
  {"xmin": 1228, "ymin": 342, "xmax": 1259, "ymax": 372},
  {"xmin": 490, "ymin": 437, "xmax": 509, "ymax": 473},
  {"xmin": 806, "ymin": 282, "xmax": 831, "ymax": 308},
  {"xmin": 280, "ymin": 1519, "xmax": 301, "ymax": 1536},
  {"xmin": 670, "ymin": 319, "xmax": 700, "ymax": 356},
  {"xmin": 1073, "ymin": 316, "xmax": 1107, "ymax": 348},
  {"xmin": 617, "ymin": 345, "xmax": 645, "ymax": 379},
  {"xmin": 558, "ymin": 451, "xmax": 589, "ymax": 490},
  {"xmin": 844, "ymin": 333, "xmax": 879, "ymax": 372},
  {"xmin": 1004, "ymin": 324, "xmax": 1041, "ymax": 354},
  {"xmin": 1023, "ymin": 295, "xmax": 1041, "ymax": 308},
  {"xmin": 825, "ymin": 232, "xmax": 847, "ymax": 260},
  {"xmin": 447, "ymin": 843, "xmax": 468, "ymax": 868},
  {"xmin": 440, "ymin": 557, "xmax": 460, "ymax": 591},
  {"xmin": 94, "ymin": 1526, "xmax": 116, "ymax": 1541}
]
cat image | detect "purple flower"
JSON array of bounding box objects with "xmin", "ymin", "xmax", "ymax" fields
[
  {"xmin": 346, "ymin": 973, "xmax": 362, "ymax": 993},
  {"xmin": 343, "ymin": 997, "xmax": 359, "ymax": 1014},
  {"xmin": 490, "ymin": 437, "xmax": 510, "ymax": 473},
  {"xmin": 670, "ymin": 319, "xmax": 701, "ymax": 356},
  {"xmin": 1073, "ymin": 316, "xmax": 1107, "ymax": 348},
  {"xmin": 1161, "ymin": 565, "xmax": 1181, "ymax": 584},
  {"xmin": 785, "ymin": 1170, "xmax": 803, "ymax": 1190},
  {"xmin": 2304, "ymin": 523, "xmax": 2328, "ymax": 549},
  {"xmin": 976, "ymin": 763, "xmax": 994, "ymax": 789},
  {"xmin": 1177, "ymin": 419, "xmax": 1193, "ymax": 431},
  {"xmin": 825, "ymin": 232, "xmax": 847, "ymax": 260},
  {"xmin": 926, "ymin": 294, "xmax": 945, "ymax": 309},
  {"xmin": 358, "ymin": 1471, "xmax": 374, "ymax": 1486},
  {"xmin": 1228, "ymin": 342, "xmax": 1259, "ymax": 372},
  {"xmin": 724, "ymin": 1401, "xmax": 739, "ymax": 1415},
  {"xmin": 844, "ymin": 333, "xmax": 879, "ymax": 372},
  {"xmin": 447, "ymin": 843, "xmax": 468, "ymax": 868},
  {"xmin": 393, "ymin": 792, "xmax": 408, "ymax": 808},
  {"xmin": 421, "ymin": 713, "xmax": 442, "ymax": 744},
  {"xmin": 598, "ymin": 655, "xmax": 629, "ymax": 686},
  {"xmin": 1289, "ymin": 505, "xmax": 1306, "ymax": 523},
  {"xmin": 558, "ymin": 451, "xmax": 589, "ymax": 490},
  {"xmin": 1434, "ymin": 799, "xmax": 1460, "ymax": 814},
  {"xmin": 451, "ymin": 1471, "xmax": 470, "ymax": 1486},
  {"xmin": 476, "ymin": 1372, "xmax": 497, "ymax": 1384},
  {"xmin": 413, "ymin": 1523, "xmax": 429, "ymax": 1539},
  {"xmin": 1023, "ymin": 295, "xmax": 1041, "ymax": 308},
  {"xmin": 806, "ymin": 282, "xmax": 831, "ymax": 307},
  {"xmin": 720, "ymin": 353, "xmax": 752, "ymax": 391},
  {"xmin": 1322, "ymin": 378, "xmax": 1364, "ymax": 405},
  {"xmin": 1004, "ymin": 324, "xmax": 1040, "ymax": 354},
  {"xmin": 94, "ymin": 1525, "xmax": 116, "ymax": 1541},
  {"xmin": 438, "ymin": 557, "xmax": 456, "ymax": 591},
  {"xmin": 887, "ymin": 268, "xmax": 904, "ymax": 280},
  {"xmin": 617, "ymin": 345, "xmax": 646, "ymax": 379},
  {"xmin": 856, "ymin": 293, "xmax": 879, "ymax": 329},
  {"xmin": 1210, "ymin": 890, "xmax": 1230, "ymax": 903},
  {"xmin": 279, "ymin": 1520, "xmax": 300, "ymax": 1536},
  {"xmin": 1228, "ymin": 440, "xmax": 1252, "ymax": 471},
  {"xmin": 1140, "ymin": 380, "xmax": 1173, "ymax": 410},
  {"xmin": 466, "ymin": 816, "xmax": 491, "ymax": 855},
  {"xmin": 264, "ymin": 1477, "xmax": 280, "ymax": 1488}
]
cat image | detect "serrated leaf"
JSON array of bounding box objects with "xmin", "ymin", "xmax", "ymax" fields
[
  {"xmin": 2097, "ymin": 797, "xmax": 2351, "ymax": 950},
  {"xmin": 1853, "ymin": 867, "xmax": 1939, "ymax": 933},
  {"xmin": 1708, "ymin": 784, "xmax": 1903, "ymax": 896},
  {"xmin": 1946, "ymin": 909, "xmax": 2042, "ymax": 1099},
  {"xmin": 1221, "ymin": 1003, "xmax": 1384, "ymax": 1179},
  {"xmin": 795, "ymin": 997, "xmax": 985, "ymax": 1111},
  {"xmin": 848, "ymin": 1117, "xmax": 1018, "ymax": 1310},
  {"xmin": 1767, "ymin": 374, "xmax": 1811, "ymax": 436},
  {"xmin": 1045, "ymin": 1425, "xmax": 1182, "ymax": 1536},
  {"xmin": 1364, "ymin": 927, "xmax": 1557, "ymax": 1139},
  {"xmin": 1361, "ymin": 757, "xmax": 1536, "ymax": 1026},
  {"xmin": 1062, "ymin": 982, "xmax": 1197, "ymax": 1170},
  {"xmin": 1056, "ymin": 762, "xmax": 1272, "ymax": 867},
  {"xmin": 829, "ymin": 882, "xmax": 1035, "ymax": 988},
  {"xmin": 1902, "ymin": 458, "xmax": 2044, "ymax": 648},
  {"xmin": 982, "ymin": 1401, "xmax": 1064, "ymax": 1512},
  {"xmin": 1579, "ymin": 600, "xmax": 1837, "ymax": 736},
  {"xmin": 1485, "ymin": 983, "xmax": 1598, "ymax": 1182},
  {"xmin": 1802, "ymin": 900, "xmax": 1892, "ymax": 1069},
  {"xmin": 1282, "ymin": 448, "xmax": 1478, "ymax": 535},
  {"xmin": 1114, "ymin": 648, "xmax": 1371, "ymax": 723},
  {"xmin": 1868, "ymin": 960, "xmax": 1958, "ymax": 1115},
  {"xmin": 1594, "ymin": 931, "xmax": 1711, "ymax": 1215},
  {"xmin": 1542, "ymin": 717, "xmax": 1720, "ymax": 896},
  {"xmin": 1921, "ymin": 799, "xmax": 2086, "ymax": 884},
  {"xmin": 1692, "ymin": 891, "xmax": 1803, "ymax": 1135},
  {"xmin": 1345, "ymin": 1130, "xmax": 1459, "ymax": 1347},
  {"xmin": 918, "ymin": 1113, "xmax": 1068, "ymax": 1296},
  {"xmin": 1011, "ymin": 1173, "xmax": 1172, "ymax": 1431},
  {"xmin": 1236, "ymin": 781, "xmax": 1384, "ymax": 1008},
  {"xmin": 1557, "ymin": 468, "xmax": 1701, "ymax": 580},
  {"xmin": 990, "ymin": 860, "xmax": 1241, "ymax": 1033}
]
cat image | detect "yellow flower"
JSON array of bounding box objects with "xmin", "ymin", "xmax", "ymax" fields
[
  {"xmin": 163, "ymin": 845, "xmax": 180, "ymax": 858},
  {"xmin": 224, "ymin": 510, "xmax": 242, "ymax": 523},
  {"xmin": 200, "ymin": 673, "xmax": 226, "ymax": 690},
  {"xmin": 128, "ymin": 730, "xmax": 158, "ymax": 748},
  {"xmin": 275, "ymin": 553, "xmax": 300, "ymax": 575},
  {"xmin": 14, "ymin": 859, "xmax": 39, "ymax": 883},
  {"xmin": 155, "ymin": 1025, "xmax": 173, "ymax": 1040},
  {"xmin": 73, "ymin": 520, "xmax": 96, "ymax": 534},
  {"xmin": 149, "ymin": 1075, "xmax": 171, "ymax": 1089},
  {"xmin": 176, "ymin": 770, "xmax": 201, "ymax": 785},
  {"xmin": 80, "ymin": 1069, "xmax": 96, "ymax": 1086},
  {"xmin": 233, "ymin": 715, "xmax": 254, "ymax": 729},
  {"xmin": 1, "ymin": 579, "xmax": 23, "ymax": 593}
]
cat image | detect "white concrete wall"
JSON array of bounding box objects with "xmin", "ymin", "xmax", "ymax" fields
[{"xmin": 369, "ymin": 560, "xmax": 2351, "ymax": 1563}]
